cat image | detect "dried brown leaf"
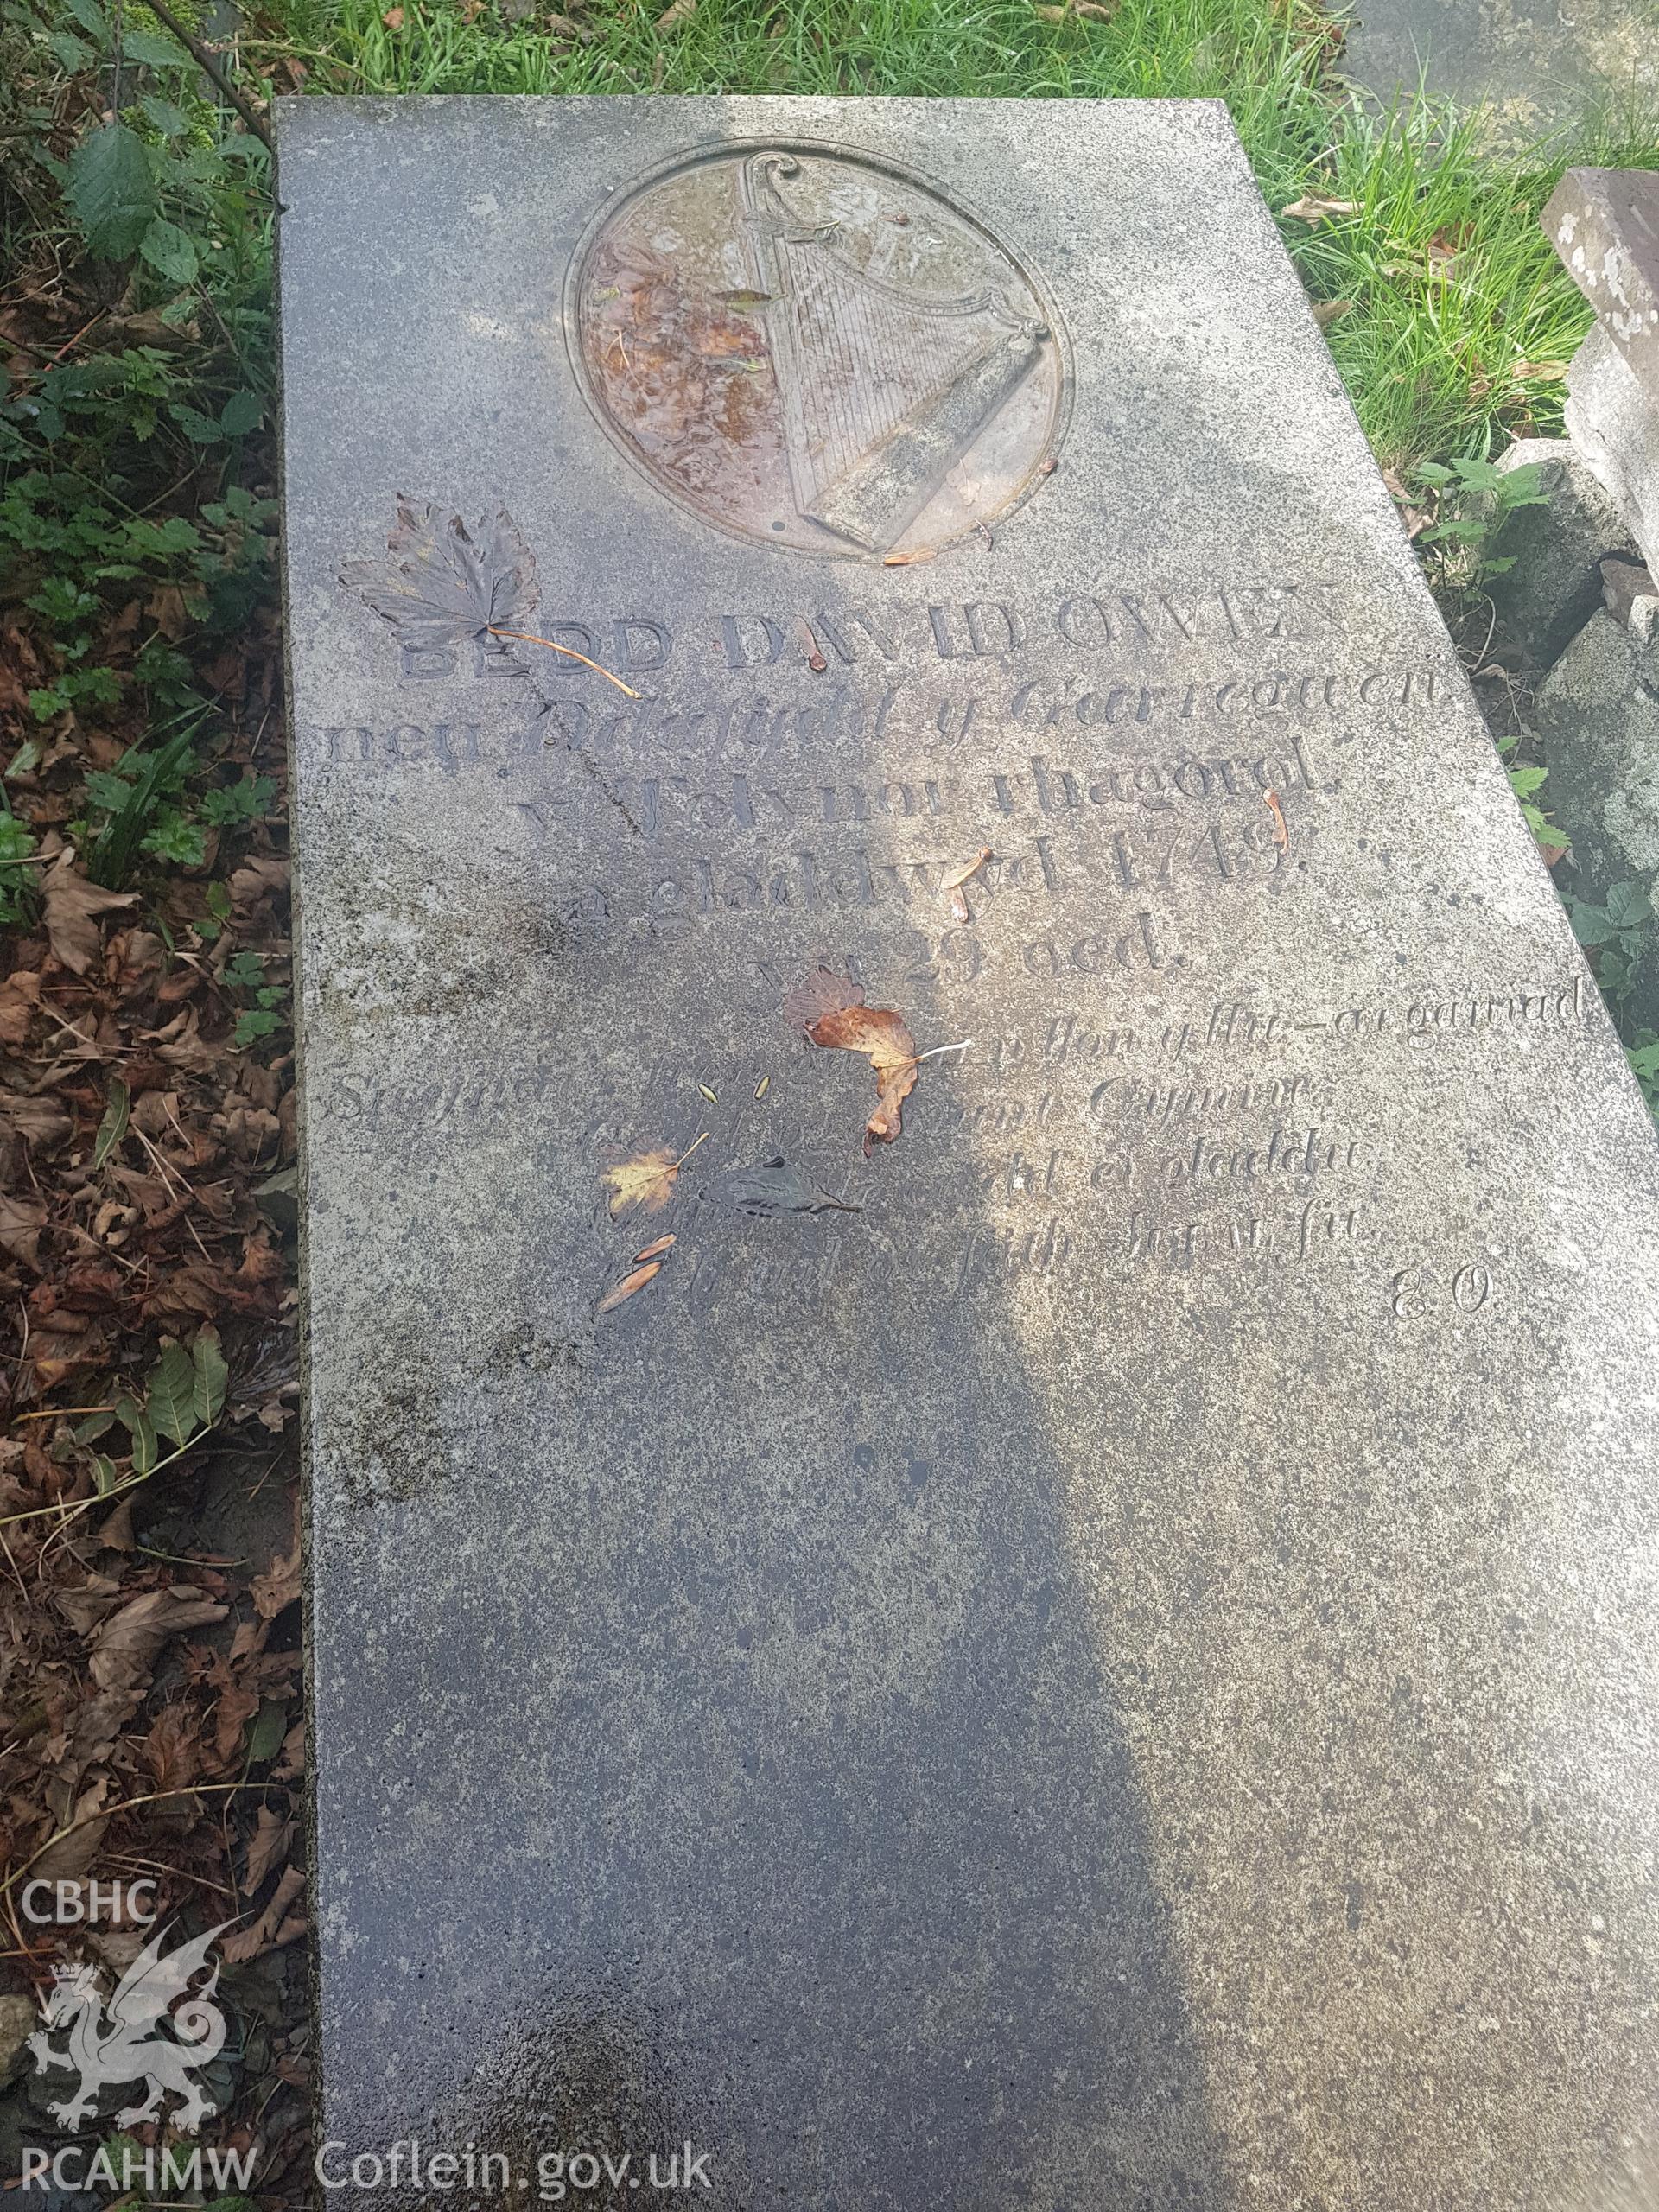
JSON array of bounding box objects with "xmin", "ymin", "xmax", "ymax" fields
[
  {"xmin": 42, "ymin": 852, "xmax": 137, "ymax": 977},
  {"xmin": 805, "ymin": 1001, "xmax": 919, "ymax": 1155},
  {"xmin": 251, "ymin": 1535, "xmax": 301, "ymax": 1620},
  {"xmin": 633, "ymin": 1233, "xmax": 675, "ymax": 1263},
  {"xmin": 1281, "ymin": 194, "xmax": 1358, "ymax": 224},
  {"xmin": 0, "ymin": 1089, "xmax": 73, "ymax": 1149},
  {"xmin": 1312, "ymin": 298, "xmax": 1354, "ymax": 329},
  {"xmin": 0, "ymin": 969, "xmax": 43, "ymax": 1046},
  {"xmin": 596, "ymin": 1260, "xmax": 663, "ymax": 1315},
  {"xmin": 656, "ymin": 0, "xmax": 695, "ymax": 24},
  {"xmin": 220, "ymin": 1864, "xmax": 307, "ymax": 1964},
  {"xmin": 245, "ymin": 1804, "xmax": 295, "ymax": 1891},
  {"xmin": 0, "ymin": 1192, "xmax": 46, "ymax": 1267},
  {"xmin": 783, "ymin": 966, "xmax": 864, "ymax": 1033},
  {"xmin": 143, "ymin": 1703, "xmax": 203, "ymax": 1794},
  {"xmin": 89, "ymin": 1587, "xmax": 228, "ymax": 1697},
  {"xmin": 30, "ymin": 1782, "xmax": 111, "ymax": 1885},
  {"xmin": 938, "ymin": 846, "xmax": 992, "ymax": 893},
  {"xmin": 213, "ymin": 1679, "xmax": 261, "ymax": 1766}
]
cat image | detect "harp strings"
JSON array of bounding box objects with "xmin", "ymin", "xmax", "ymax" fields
[{"xmin": 779, "ymin": 237, "xmax": 995, "ymax": 507}]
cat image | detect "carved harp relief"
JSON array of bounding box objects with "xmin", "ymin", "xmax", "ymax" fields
[{"xmin": 572, "ymin": 144, "xmax": 1065, "ymax": 559}]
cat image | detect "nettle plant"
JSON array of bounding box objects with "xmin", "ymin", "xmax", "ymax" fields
[
  {"xmin": 1414, "ymin": 454, "xmax": 1551, "ymax": 592},
  {"xmin": 1494, "ymin": 731, "xmax": 1556, "ymax": 848},
  {"xmin": 1565, "ymin": 881, "xmax": 1656, "ymax": 1005}
]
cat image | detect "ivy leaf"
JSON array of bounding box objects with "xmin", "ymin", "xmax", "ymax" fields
[
  {"xmin": 139, "ymin": 217, "xmax": 200, "ymax": 286},
  {"xmin": 67, "ymin": 123, "xmax": 158, "ymax": 261},
  {"xmin": 340, "ymin": 501, "xmax": 539, "ymax": 645},
  {"xmin": 146, "ymin": 1340, "xmax": 200, "ymax": 1447},
  {"xmin": 192, "ymin": 1325, "xmax": 229, "ymax": 1429}
]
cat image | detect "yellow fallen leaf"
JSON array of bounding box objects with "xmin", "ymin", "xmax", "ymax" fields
[{"xmin": 600, "ymin": 1132, "xmax": 707, "ymax": 1217}]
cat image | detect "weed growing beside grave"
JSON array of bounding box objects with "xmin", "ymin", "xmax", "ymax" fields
[{"xmin": 1, "ymin": 0, "xmax": 1656, "ymax": 2196}]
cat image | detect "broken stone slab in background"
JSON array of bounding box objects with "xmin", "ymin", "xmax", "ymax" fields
[
  {"xmin": 1482, "ymin": 435, "xmax": 1636, "ymax": 664},
  {"xmin": 1547, "ymin": 168, "xmax": 1659, "ymax": 581},
  {"xmin": 1546, "ymin": 166, "xmax": 1659, "ymax": 397},
  {"xmin": 1339, "ymin": 0, "xmax": 1659, "ymax": 146},
  {"xmin": 1566, "ymin": 323, "xmax": 1659, "ymax": 577},
  {"xmin": 1533, "ymin": 602, "xmax": 1659, "ymax": 1030}
]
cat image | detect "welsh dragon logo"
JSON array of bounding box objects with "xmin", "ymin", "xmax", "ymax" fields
[{"xmin": 27, "ymin": 1921, "xmax": 231, "ymax": 2133}]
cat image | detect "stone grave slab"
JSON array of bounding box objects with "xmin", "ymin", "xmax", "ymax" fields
[{"xmin": 276, "ymin": 95, "xmax": 1659, "ymax": 2211}]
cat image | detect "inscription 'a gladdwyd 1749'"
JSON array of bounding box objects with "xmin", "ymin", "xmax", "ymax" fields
[{"xmin": 568, "ymin": 144, "xmax": 1067, "ymax": 561}]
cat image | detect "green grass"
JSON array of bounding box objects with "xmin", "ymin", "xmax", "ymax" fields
[{"xmin": 251, "ymin": 0, "xmax": 1659, "ymax": 473}]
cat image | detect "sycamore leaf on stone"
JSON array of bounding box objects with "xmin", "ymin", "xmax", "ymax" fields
[
  {"xmin": 601, "ymin": 1132, "xmax": 709, "ymax": 1217},
  {"xmin": 786, "ymin": 969, "xmax": 920, "ymax": 1156},
  {"xmin": 340, "ymin": 501, "xmax": 539, "ymax": 646}
]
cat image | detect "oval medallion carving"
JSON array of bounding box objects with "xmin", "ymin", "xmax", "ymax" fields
[{"xmin": 569, "ymin": 143, "xmax": 1068, "ymax": 560}]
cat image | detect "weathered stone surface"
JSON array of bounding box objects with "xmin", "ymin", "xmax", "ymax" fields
[
  {"xmin": 1548, "ymin": 166, "xmax": 1659, "ymax": 398},
  {"xmin": 276, "ymin": 97, "xmax": 1659, "ymax": 2212},
  {"xmin": 1567, "ymin": 321, "xmax": 1659, "ymax": 576},
  {"xmin": 1535, "ymin": 606, "xmax": 1659, "ymax": 1026},
  {"xmin": 1483, "ymin": 435, "xmax": 1634, "ymax": 664},
  {"xmin": 1340, "ymin": 0, "xmax": 1659, "ymax": 141}
]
